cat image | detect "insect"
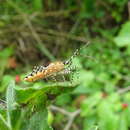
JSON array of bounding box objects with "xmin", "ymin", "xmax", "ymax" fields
[{"xmin": 24, "ymin": 42, "xmax": 90, "ymax": 82}]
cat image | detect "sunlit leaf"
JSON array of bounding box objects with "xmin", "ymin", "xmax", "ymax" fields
[
  {"xmin": 97, "ymin": 101, "xmax": 119, "ymax": 130},
  {"xmin": 114, "ymin": 21, "xmax": 130, "ymax": 47}
]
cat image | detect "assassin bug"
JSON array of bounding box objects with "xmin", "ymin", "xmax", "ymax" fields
[{"xmin": 24, "ymin": 42, "xmax": 90, "ymax": 82}]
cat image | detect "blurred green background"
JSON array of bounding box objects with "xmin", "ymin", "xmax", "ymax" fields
[{"xmin": 0, "ymin": 0, "xmax": 130, "ymax": 130}]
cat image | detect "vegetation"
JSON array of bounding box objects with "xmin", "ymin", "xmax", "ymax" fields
[{"xmin": 0, "ymin": 0, "xmax": 130, "ymax": 130}]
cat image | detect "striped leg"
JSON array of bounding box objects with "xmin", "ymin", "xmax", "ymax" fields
[
  {"xmin": 50, "ymin": 75, "xmax": 57, "ymax": 82},
  {"xmin": 58, "ymin": 66, "xmax": 77, "ymax": 83},
  {"xmin": 62, "ymin": 75, "xmax": 66, "ymax": 82}
]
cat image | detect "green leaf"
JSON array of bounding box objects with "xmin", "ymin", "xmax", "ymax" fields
[
  {"xmin": 73, "ymin": 70, "xmax": 95, "ymax": 94},
  {"xmin": 107, "ymin": 93, "xmax": 120, "ymax": 103},
  {"xmin": 15, "ymin": 82, "xmax": 76, "ymax": 104},
  {"xmin": 55, "ymin": 93, "xmax": 72, "ymax": 106},
  {"xmin": 81, "ymin": 92, "xmax": 102, "ymax": 116},
  {"xmin": 0, "ymin": 47, "xmax": 13, "ymax": 58},
  {"xmin": 118, "ymin": 113, "xmax": 128, "ymax": 130},
  {"xmin": 83, "ymin": 117, "xmax": 97, "ymax": 130},
  {"xmin": 114, "ymin": 21, "xmax": 130, "ymax": 47},
  {"xmin": 97, "ymin": 101, "xmax": 119, "ymax": 130},
  {"xmin": 27, "ymin": 109, "xmax": 53, "ymax": 130},
  {"xmin": 11, "ymin": 109, "xmax": 22, "ymax": 130},
  {"xmin": 124, "ymin": 107, "xmax": 130, "ymax": 127},
  {"xmin": 0, "ymin": 47, "xmax": 14, "ymax": 78},
  {"xmin": 78, "ymin": 70, "xmax": 95, "ymax": 85},
  {"xmin": 0, "ymin": 75, "xmax": 13, "ymax": 92}
]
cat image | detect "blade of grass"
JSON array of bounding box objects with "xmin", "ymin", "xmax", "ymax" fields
[
  {"xmin": 7, "ymin": 0, "xmax": 55, "ymax": 61},
  {"xmin": 0, "ymin": 114, "xmax": 10, "ymax": 130},
  {"xmin": 6, "ymin": 80, "xmax": 15, "ymax": 130}
]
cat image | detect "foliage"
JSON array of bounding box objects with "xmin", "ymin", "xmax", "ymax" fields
[
  {"xmin": 114, "ymin": 21, "xmax": 130, "ymax": 47},
  {"xmin": 0, "ymin": 0, "xmax": 130, "ymax": 130}
]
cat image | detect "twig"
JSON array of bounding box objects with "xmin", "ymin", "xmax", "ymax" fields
[
  {"xmin": 3, "ymin": 27, "xmax": 89, "ymax": 43},
  {"xmin": 6, "ymin": 8, "xmax": 77, "ymax": 20},
  {"xmin": 43, "ymin": 28, "xmax": 89, "ymax": 43},
  {"xmin": 24, "ymin": 18, "xmax": 55, "ymax": 61},
  {"xmin": 49, "ymin": 105, "xmax": 81, "ymax": 130},
  {"xmin": 31, "ymin": 8, "xmax": 77, "ymax": 18},
  {"xmin": 64, "ymin": 109, "xmax": 81, "ymax": 130},
  {"xmin": 18, "ymin": 38, "xmax": 26, "ymax": 52},
  {"xmin": 118, "ymin": 86, "xmax": 130, "ymax": 94},
  {"xmin": 49, "ymin": 105, "xmax": 70, "ymax": 116}
]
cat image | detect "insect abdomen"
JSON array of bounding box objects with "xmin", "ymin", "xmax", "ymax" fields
[{"xmin": 24, "ymin": 61, "xmax": 65, "ymax": 82}]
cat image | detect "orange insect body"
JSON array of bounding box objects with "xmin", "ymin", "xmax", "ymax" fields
[
  {"xmin": 24, "ymin": 42, "xmax": 90, "ymax": 82},
  {"xmin": 24, "ymin": 61, "xmax": 65, "ymax": 82}
]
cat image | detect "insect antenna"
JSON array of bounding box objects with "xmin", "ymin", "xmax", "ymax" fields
[{"xmin": 64, "ymin": 41, "xmax": 90, "ymax": 66}]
